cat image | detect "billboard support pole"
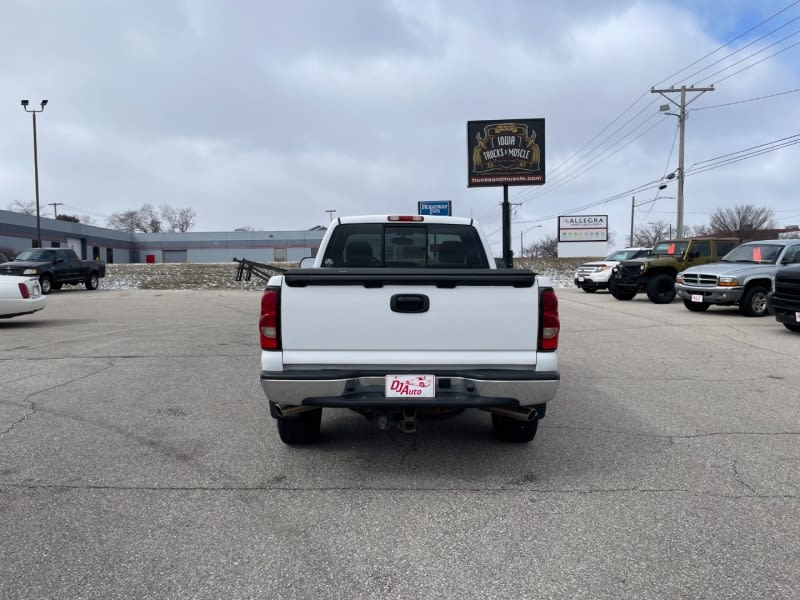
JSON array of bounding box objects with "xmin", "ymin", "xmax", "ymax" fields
[{"xmin": 502, "ymin": 185, "xmax": 512, "ymax": 267}]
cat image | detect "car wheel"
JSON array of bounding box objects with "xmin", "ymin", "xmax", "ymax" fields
[
  {"xmin": 739, "ymin": 285, "xmax": 769, "ymax": 317},
  {"xmin": 85, "ymin": 272, "xmax": 99, "ymax": 290},
  {"xmin": 491, "ymin": 414, "xmax": 539, "ymax": 443},
  {"xmin": 39, "ymin": 275, "xmax": 53, "ymax": 295},
  {"xmin": 276, "ymin": 408, "xmax": 322, "ymax": 444},
  {"xmin": 683, "ymin": 298, "xmax": 709, "ymax": 312},
  {"xmin": 609, "ymin": 279, "xmax": 636, "ymax": 301},
  {"xmin": 783, "ymin": 323, "xmax": 800, "ymax": 332},
  {"xmin": 646, "ymin": 274, "xmax": 676, "ymax": 304}
]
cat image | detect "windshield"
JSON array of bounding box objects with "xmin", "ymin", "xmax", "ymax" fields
[
  {"xmin": 604, "ymin": 249, "xmax": 648, "ymax": 261},
  {"xmin": 651, "ymin": 241, "xmax": 689, "ymax": 256},
  {"xmin": 15, "ymin": 249, "xmax": 56, "ymax": 261},
  {"xmin": 721, "ymin": 244, "xmax": 782, "ymax": 264}
]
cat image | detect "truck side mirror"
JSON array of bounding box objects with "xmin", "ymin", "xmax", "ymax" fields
[{"xmin": 55, "ymin": 257, "xmax": 65, "ymax": 264}]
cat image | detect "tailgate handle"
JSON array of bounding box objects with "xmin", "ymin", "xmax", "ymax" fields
[{"xmin": 390, "ymin": 294, "xmax": 429, "ymax": 313}]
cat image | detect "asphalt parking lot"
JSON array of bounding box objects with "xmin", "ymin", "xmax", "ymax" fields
[{"xmin": 1, "ymin": 287, "xmax": 798, "ymax": 599}]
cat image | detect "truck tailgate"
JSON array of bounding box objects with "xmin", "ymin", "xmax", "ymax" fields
[{"xmin": 279, "ymin": 269, "xmax": 540, "ymax": 364}]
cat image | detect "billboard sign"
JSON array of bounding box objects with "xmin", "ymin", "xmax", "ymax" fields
[
  {"xmin": 559, "ymin": 215, "xmax": 608, "ymax": 242},
  {"xmin": 467, "ymin": 119, "xmax": 545, "ymax": 187},
  {"xmin": 418, "ymin": 200, "xmax": 452, "ymax": 216}
]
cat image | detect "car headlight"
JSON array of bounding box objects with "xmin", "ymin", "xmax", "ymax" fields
[
  {"xmin": 596, "ymin": 264, "xmax": 609, "ymax": 271},
  {"xmin": 676, "ymin": 275, "xmax": 684, "ymax": 284},
  {"xmin": 718, "ymin": 276, "xmax": 741, "ymax": 287},
  {"xmin": 639, "ymin": 264, "xmax": 646, "ymax": 272},
  {"xmin": 22, "ymin": 268, "xmax": 39, "ymax": 275}
]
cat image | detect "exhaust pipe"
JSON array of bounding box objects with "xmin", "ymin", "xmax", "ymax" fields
[
  {"xmin": 483, "ymin": 406, "xmax": 538, "ymax": 422},
  {"xmin": 273, "ymin": 404, "xmax": 318, "ymax": 418}
]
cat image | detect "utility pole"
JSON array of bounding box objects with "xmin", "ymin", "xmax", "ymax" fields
[
  {"xmin": 48, "ymin": 202, "xmax": 63, "ymax": 218},
  {"xmin": 651, "ymin": 85, "xmax": 713, "ymax": 239},
  {"xmin": 325, "ymin": 209, "xmax": 336, "ymax": 222},
  {"xmin": 630, "ymin": 196, "xmax": 635, "ymax": 247}
]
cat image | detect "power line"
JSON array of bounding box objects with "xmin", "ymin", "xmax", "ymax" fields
[
  {"xmin": 692, "ymin": 87, "xmax": 800, "ymax": 110},
  {"xmin": 487, "ymin": 132, "xmax": 800, "ymax": 239},
  {"xmin": 510, "ymin": 3, "xmax": 800, "ymax": 210},
  {"xmin": 677, "ymin": 16, "xmax": 800, "ymax": 85},
  {"xmin": 657, "ymin": 0, "xmax": 800, "ymax": 86},
  {"xmin": 714, "ymin": 38, "xmax": 800, "ymax": 84},
  {"xmin": 515, "ymin": 113, "xmax": 667, "ymax": 205}
]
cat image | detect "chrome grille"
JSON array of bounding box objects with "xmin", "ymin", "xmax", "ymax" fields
[
  {"xmin": 576, "ymin": 265, "xmax": 603, "ymax": 275},
  {"xmin": 681, "ymin": 273, "xmax": 717, "ymax": 286}
]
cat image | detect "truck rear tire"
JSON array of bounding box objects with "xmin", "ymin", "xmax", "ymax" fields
[
  {"xmin": 646, "ymin": 274, "xmax": 676, "ymax": 304},
  {"xmin": 739, "ymin": 285, "xmax": 768, "ymax": 317},
  {"xmin": 683, "ymin": 298, "xmax": 709, "ymax": 312},
  {"xmin": 276, "ymin": 409, "xmax": 322, "ymax": 444},
  {"xmin": 85, "ymin": 272, "xmax": 99, "ymax": 290},
  {"xmin": 491, "ymin": 414, "xmax": 538, "ymax": 443},
  {"xmin": 609, "ymin": 279, "xmax": 636, "ymax": 301}
]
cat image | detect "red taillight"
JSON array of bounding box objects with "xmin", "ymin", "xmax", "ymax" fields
[
  {"xmin": 538, "ymin": 289, "xmax": 559, "ymax": 352},
  {"xmin": 18, "ymin": 283, "xmax": 30, "ymax": 299},
  {"xmin": 259, "ymin": 287, "xmax": 281, "ymax": 350},
  {"xmin": 388, "ymin": 215, "xmax": 424, "ymax": 222}
]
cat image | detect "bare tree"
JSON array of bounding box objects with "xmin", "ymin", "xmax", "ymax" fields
[
  {"xmin": 107, "ymin": 204, "xmax": 166, "ymax": 233},
  {"xmin": 684, "ymin": 223, "xmax": 712, "ymax": 238},
  {"xmin": 140, "ymin": 204, "xmax": 162, "ymax": 232},
  {"xmin": 8, "ymin": 200, "xmax": 36, "ymax": 215},
  {"xmin": 708, "ymin": 204, "xmax": 777, "ymax": 238},
  {"xmin": 633, "ymin": 220, "xmax": 672, "ymax": 247},
  {"xmin": 158, "ymin": 204, "xmax": 196, "ymax": 232},
  {"xmin": 107, "ymin": 210, "xmax": 140, "ymax": 232},
  {"xmin": 528, "ymin": 235, "xmax": 559, "ymax": 258}
]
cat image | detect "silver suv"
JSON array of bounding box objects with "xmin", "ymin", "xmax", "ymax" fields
[{"xmin": 574, "ymin": 247, "xmax": 651, "ymax": 292}]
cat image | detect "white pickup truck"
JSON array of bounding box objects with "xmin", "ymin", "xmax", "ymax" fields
[{"xmin": 258, "ymin": 214, "xmax": 560, "ymax": 444}]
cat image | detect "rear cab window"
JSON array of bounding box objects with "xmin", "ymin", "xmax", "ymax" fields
[{"xmin": 321, "ymin": 223, "xmax": 490, "ymax": 268}]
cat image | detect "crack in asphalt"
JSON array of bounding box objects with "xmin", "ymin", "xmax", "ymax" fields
[
  {"xmin": 0, "ymin": 481, "xmax": 795, "ymax": 499},
  {"xmin": 730, "ymin": 459, "xmax": 757, "ymax": 494},
  {"xmin": 0, "ymin": 353, "xmax": 252, "ymax": 362},
  {"xmin": 0, "ymin": 363, "xmax": 116, "ymax": 438},
  {"xmin": 542, "ymin": 424, "xmax": 800, "ymax": 439}
]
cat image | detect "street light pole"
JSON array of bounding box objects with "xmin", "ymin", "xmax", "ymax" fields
[{"xmin": 21, "ymin": 99, "xmax": 48, "ymax": 248}]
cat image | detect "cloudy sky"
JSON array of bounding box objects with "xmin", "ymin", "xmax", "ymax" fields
[{"xmin": 2, "ymin": 0, "xmax": 799, "ymax": 254}]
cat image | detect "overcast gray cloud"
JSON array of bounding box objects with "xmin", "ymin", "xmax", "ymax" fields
[{"xmin": 2, "ymin": 0, "xmax": 799, "ymax": 253}]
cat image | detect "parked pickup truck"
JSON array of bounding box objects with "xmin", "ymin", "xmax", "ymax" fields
[
  {"xmin": 610, "ymin": 237, "xmax": 740, "ymax": 303},
  {"xmin": 0, "ymin": 248, "xmax": 106, "ymax": 294},
  {"xmin": 257, "ymin": 214, "xmax": 560, "ymax": 445},
  {"xmin": 767, "ymin": 262, "xmax": 800, "ymax": 332},
  {"xmin": 675, "ymin": 239, "xmax": 800, "ymax": 316}
]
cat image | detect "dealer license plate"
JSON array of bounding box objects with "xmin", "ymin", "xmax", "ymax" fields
[
  {"xmin": 385, "ymin": 375, "xmax": 435, "ymax": 398},
  {"xmin": 691, "ymin": 294, "xmax": 703, "ymax": 303}
]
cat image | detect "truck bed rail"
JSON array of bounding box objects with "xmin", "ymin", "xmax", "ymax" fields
[{"xmin": 233, "ymin": 258, "xmax": 287, "ymax": 282}]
